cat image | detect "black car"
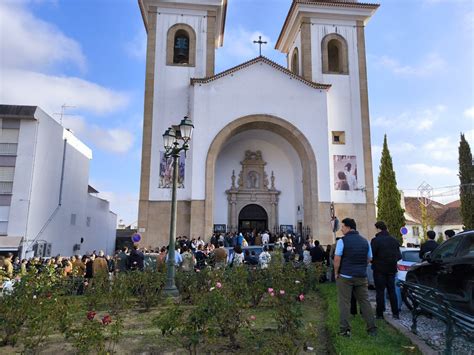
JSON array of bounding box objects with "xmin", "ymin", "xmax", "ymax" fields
[{"xmin": 405, "ymin": 231, "xmax": 474, "ymax": 314}]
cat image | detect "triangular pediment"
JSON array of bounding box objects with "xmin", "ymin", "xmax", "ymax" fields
[{"xmin": 190, "ymin": 56, "xmax": 331, "ymax": 91}]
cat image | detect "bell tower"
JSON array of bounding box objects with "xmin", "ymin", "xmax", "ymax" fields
[
  {"xmin": 276, "ymin": 0, "xmax": 380, "ymax": 237},
  {"xmin": 138, "ymin": 0, "xmax": 227, "ymax": 247}
]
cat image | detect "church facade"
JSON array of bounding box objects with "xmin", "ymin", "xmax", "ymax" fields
[{"xmin": 137, "ymin": 0, "xmax": 379, "ymax": 247}]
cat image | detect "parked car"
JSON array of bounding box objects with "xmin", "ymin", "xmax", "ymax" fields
[
  {"xmin": 397, "ymin": 247, "xmax": 421, "ymax": 282},
  {"xmin": 395, "ymin": 247, "xmax": 421, "ymax": 310},
  {"xmin": 405, "ymin": 231, "xmax": 474, "ymax": 314}
]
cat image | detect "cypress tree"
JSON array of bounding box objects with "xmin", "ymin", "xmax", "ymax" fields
[
  {"xmin": 459, "ymin": 133, "xmax": 474, "ymax": 230},
  {"xmin": 376, "ymin": 135, "xmax": 405, "ymax": 243}
]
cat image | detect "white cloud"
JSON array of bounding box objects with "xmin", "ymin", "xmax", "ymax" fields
[
  {"xmin": 63, "ymin": 116, "xmax": 135, "ymax": 154},
  {"xmin": 0, "ymin": 2, "xmax": 85, "ymax": 71},
  {"xmin": 372, "ymin": 105, "xmax": 446, "ymax": 132},
  {"xmin": 0, "ymin": 2, "xmax": 130, "ymax": 118},
  {"xmin": 376, "ymin": 52, "xmax": 446, "ymax": 77},
  {"xmin": 124, "ymin": 30, "xmax": 147, "ymax": 60},
  {"xmin": 464, "ymin": 106, "xmax": 474, "ymax": 119},
  {"xmin": 97, "ymin": 191, "xmax": 138, "ymax": 226},
  {"xmin": 216, "ymin": 27, "xmax": 273, "ymax": 63},
  {"xmin": 405, "ymin": 163, "xmax": 455, "ymax": 176},
  {"xmin": 1, "ymin": 69, "xmax": 130, "ymax": 116},
  {"xmin": 422, "ymin": 137, "xmax": 456, "ymax": 161}
]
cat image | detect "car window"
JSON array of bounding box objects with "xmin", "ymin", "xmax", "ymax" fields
[
  {"xmin": 402, "ymin": 251, "xmax": 421, "ymax": 262},
  {"xmin": 431, "ymin": 237, "xmax": 462, "ymax": 260},
  {"xmin": 457, "ymin": 234, "xmax": 474, "ymax": 257}
]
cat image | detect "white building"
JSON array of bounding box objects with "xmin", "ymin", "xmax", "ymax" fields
[
  {"xmin": 137, "ymin": 0, "xmax": 379, "ymax": 247},
  {"xmin": 0, "ymin": 105, "xmax": 117, "ymax": 258},
  {"xmin": 402, "ymin": 196, "xmax": 463, "ymax": 246}
]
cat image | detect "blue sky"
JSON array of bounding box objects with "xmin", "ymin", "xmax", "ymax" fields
[{"xmin": 1, "ymin": 0, "xmax": 473, "ymax": 225}]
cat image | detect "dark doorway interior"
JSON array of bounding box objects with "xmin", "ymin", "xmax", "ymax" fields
[{"xmin": 238, "ymin": 204, "xmax": 268, "ymax": 234}]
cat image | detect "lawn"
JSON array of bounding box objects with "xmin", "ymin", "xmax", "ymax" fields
[{"xmin": 319, "ymin": 284, "xmax": 420, "ymax": 355}]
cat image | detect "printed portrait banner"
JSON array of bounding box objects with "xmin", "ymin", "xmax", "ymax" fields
[
  {"xmin": 333, "ymin": 155, "xmax": 358, "ymax": 191},
  {"xmin": 159, "ymin": 151, "xmax": 185, "ymax": 189}
]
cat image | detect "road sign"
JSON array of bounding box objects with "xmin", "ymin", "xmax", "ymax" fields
[
  {"xmin": 131, "ymin": 233, "xmax": 141, "ymax": 243},
  {"xmin": 400, "ymin": 227, "xmax": 408, "ymax": 235}
]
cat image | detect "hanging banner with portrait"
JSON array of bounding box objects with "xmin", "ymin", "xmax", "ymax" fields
[
  {"xmin": 333, "ymin": 155, "xmax": 358, "ymax": 191},
  {"xmin": 159, "ymin": 151, "xmax": 185, "ymax": 188}
]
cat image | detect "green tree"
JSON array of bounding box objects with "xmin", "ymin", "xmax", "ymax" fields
[
  {"xmin": 376, "ymin": 135, "xmax": 405, "ymax": 243},
  {"xmin": 419, "ymin": 201, "xmax": 434, "ymax": 243},
  {"xmin": 459, "ymin": 133, "xmax": 474, "ymax": 230}
]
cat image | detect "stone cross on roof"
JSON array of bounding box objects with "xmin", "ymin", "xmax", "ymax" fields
[{"xmin": 253, "ymin": 35, "xmax": 267, "ymax": 56}]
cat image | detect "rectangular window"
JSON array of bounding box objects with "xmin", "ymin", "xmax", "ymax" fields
[
  {"xmin": 332, "ymin": 131, "xmax": 346, "ymax": 144},
  {"xmin": 86, "ymin": 217, "xmax": 91, "ymax": 227},
  {"xmin": 0, "ymin": 129, "xmax": 20, "ymax": 144},
  {"xmin": 0, "ymin": 182, "xmax": 13, "ymax": 194},
  {"xmin": 0, "ymin": 143, "xmax": 18, "ymax": 155},
  {"xmin": 0, "ymin": 221, "xmax": 7, "ymax": 235},
  {"xmin": 70, "ymin": 213, "xmax": 76, "ymax": 226},
  {"xmin": 413, "ymin": 226, "xmax": 420, "ymax": 236},
  {"xmin": 0, "ymin": 167, "xmax": 15, "ymax": 182}
]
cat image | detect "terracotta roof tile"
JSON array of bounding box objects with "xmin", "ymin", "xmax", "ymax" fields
[
  {"xmin": 190, "ymin": 56, "xmax": 331, "ymax": 90},
  {"xmin": 404, "ymin": 197, "xmax": 462, "ymax": 226}
]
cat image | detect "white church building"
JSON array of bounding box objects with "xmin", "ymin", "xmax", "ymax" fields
[
  {"xmin": 0, "ymin": 105, "xmax": 117, "ymax": 258},
  {"xmin": 137, "ymin": 0, "xmax": 379, "ymax": 247}
]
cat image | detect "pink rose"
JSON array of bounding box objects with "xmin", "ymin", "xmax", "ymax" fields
[
  {"xmin": 250, "ymin": 315, "xmax": 256, "ymax": 321},
  {"xmin": 268, "ymin": 288, "xmax": 274, "ymax": 293},
  {"xmin": 216, "ymin": 282, "xmax": 222, "ymax": 289},
  {"xmin": 102, "ymin": 315, "xmax": 112, "ymax": 325},
  {"xmin": 279, "ymin": 290, "xmax": 285, "ymax": 295},
  {"xmin": 299, "ymin": 294, "xmax": 305, "ymax": 302},
  {"xmin": 86, "ymin": 311, "xmax": 96, "ymax": 321},
  {"xmin": 196, "ymin": 269, "xmax": 200, "ymax": 273}
]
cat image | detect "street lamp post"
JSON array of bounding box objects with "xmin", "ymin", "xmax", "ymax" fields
[{"xmin": 162, "ymin": 116, "xmax": 194, "ymax": 297}]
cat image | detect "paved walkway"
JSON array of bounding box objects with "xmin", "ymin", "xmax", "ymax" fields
[{"xmin": 368, "ymin": 289, "xmax": 473, "ymax": 354}]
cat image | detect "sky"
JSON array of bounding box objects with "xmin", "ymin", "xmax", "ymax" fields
[{"xmin": 0, "ymin": 0, "xmax": 473, "ymax": 226}]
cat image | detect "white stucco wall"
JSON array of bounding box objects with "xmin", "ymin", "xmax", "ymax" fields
[
  {"xmin": 149, "ymin": 7, "xmax": 208, "ymax": 201},
  {"xmin": 311, "ymin": 20, "xmax": 367, "ymax": 204},
  {"xmin": 189, "ymin": 61, "xmax": 331, "ymax": 203},
  {"xmin": 214, "ymin": 129, "xmax": 303, "ymax": 226},
  {"xmin": 6, "ymin": 108, "xmax": 116, "ymax": 258}
]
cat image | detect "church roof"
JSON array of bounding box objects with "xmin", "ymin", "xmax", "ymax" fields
[
  {"xmin": 276, "ymin": 0, "xmax": 380, "ymax": 50},
  {"xmin": 190, "ymin": 56, "xmax": 331, "ymax": 90}
]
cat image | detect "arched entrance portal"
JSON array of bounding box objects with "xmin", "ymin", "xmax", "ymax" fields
[
  {"xmin": 239, "ymin": 204, "xmax": 268, "ymax": 234},
  {"xmin": 204, "ymin": 114, "xmax": 319, "ymax": 237}
]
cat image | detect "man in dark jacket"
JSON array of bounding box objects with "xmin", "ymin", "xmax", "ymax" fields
[
  {"xmin": 419, "ymin": 230, "xmax": 438, "ymax": 259},
  {"xmin": 310, "ymin": 240, "xmax": 325, "ymax": 262},
  {"xmin": 129, "ymin": 245, "xmax": 145, "ymax": 271},
  {"xmin": 371, "ymin": 221, "xmax": 401, "ymax": 319},
  {"xmin": 334, "ymin": 218, "xmax": 377, "ymax": 337}
]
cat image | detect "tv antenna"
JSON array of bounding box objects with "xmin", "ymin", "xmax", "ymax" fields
[{"xmin": 53, "ymin": 104, "xmax": 76, "ymax": 125}]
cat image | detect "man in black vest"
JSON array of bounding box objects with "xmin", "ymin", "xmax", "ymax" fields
[
  {"xmin": 419, "ymin": 230, "xmax": 438, "ymax": 259},
  {"xmin": 334, "ymin": 218, "xmax": 377, "ymax": 337},
  {"xmin": 371, "ymin": 221, "xmax": 401, "ymax": 320}
]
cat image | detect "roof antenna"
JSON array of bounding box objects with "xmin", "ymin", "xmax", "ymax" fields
[{"xmin": 53, "ymin": 104, "xmax": 76, "ymax": 125}]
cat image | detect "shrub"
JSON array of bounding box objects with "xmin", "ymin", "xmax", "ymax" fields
[{"xmin": 129, "ymin": 270, "xmax": 165, "ymax": 311}]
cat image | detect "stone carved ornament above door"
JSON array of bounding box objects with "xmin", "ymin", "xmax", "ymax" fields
[{"xmin": 226, "ymin": 150, "xmax": 280, "ymax": 231}]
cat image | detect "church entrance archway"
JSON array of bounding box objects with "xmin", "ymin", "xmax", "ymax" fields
[
  {"xmin": 205, "ymin": 114, "xmax": 319, "ymax": 237},
  {"xmin": 238, "ymin": 204, "xmax": 268, "ymax": 234}
]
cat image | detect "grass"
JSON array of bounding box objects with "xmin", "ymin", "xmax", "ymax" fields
[{"xmin": 319, "ymin": 283, "xmax": 420, "ymax": 355}]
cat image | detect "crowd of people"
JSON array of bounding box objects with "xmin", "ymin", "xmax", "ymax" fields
[
  {"xmin": 1, "ymin": 219, "xmax": 456, "ymax": 341},
  {"xmin": 0, "ymin": 231, "xmax": 332, "ymax": 287}
]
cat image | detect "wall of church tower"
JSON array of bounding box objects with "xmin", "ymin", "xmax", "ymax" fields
[
  {"xmin": 148, "ymin": 7, "xmax": 209, "ymax": 202},
  {"xmin": 309, "ymin": 20, "xmax": 368, "ymax": 205}
]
